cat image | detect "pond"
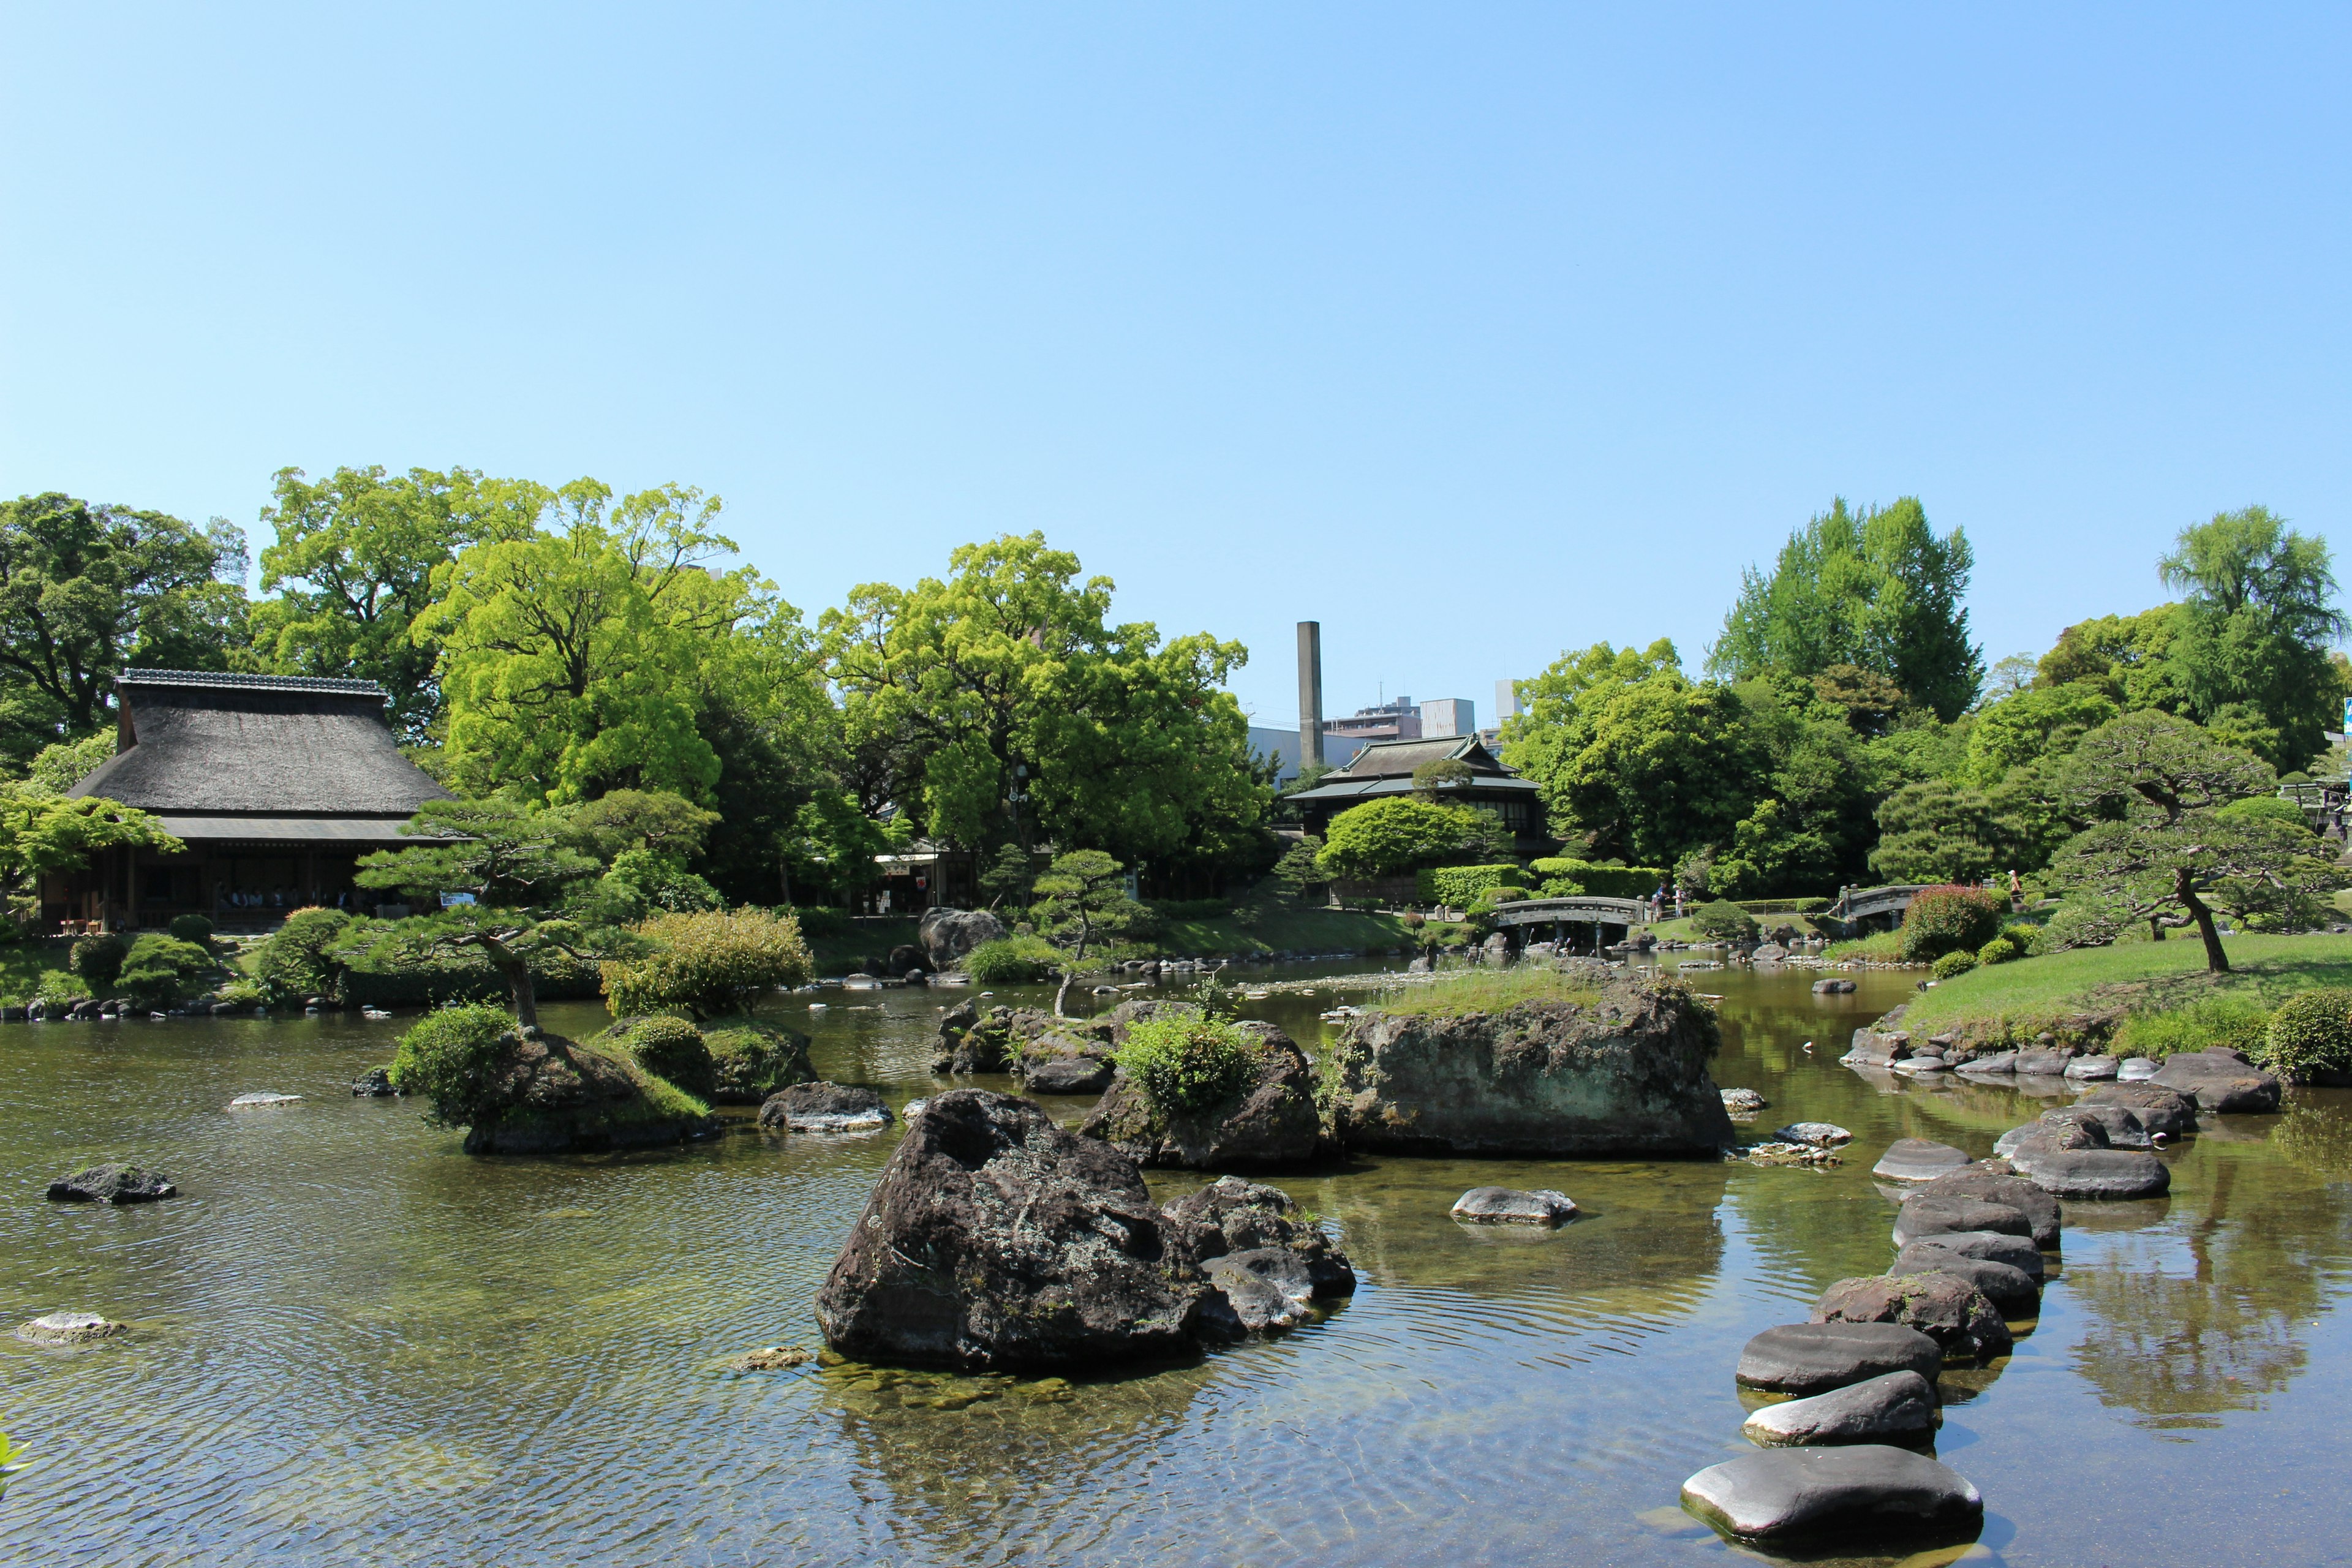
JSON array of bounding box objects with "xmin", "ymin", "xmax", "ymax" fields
[{"xmin": 4, "ymin": 960, "xmax": 2351, "ymax": 1567}]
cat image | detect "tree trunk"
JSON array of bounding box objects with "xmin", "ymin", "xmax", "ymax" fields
[
  {"xmin": 2176, "ymin": 872, "xmax": 2231, "ymax": 974},
  {"xmin": 476, "ymin": 933, "xmax": 540, "ymax": 1027}
]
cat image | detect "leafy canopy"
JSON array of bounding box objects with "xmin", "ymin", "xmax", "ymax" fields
[{"xmin": 1316, "ymin": 797, "xmax": 1509, "ymax": 879}]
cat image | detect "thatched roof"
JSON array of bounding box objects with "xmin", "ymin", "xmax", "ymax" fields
[{"xmin": 67, "ymin": 670, "xmax": 453, "ymax": 820}]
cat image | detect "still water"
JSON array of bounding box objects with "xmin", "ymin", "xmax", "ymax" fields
[{"xmin": 4, "ymin": 962, "xmax": 2351, "ymax": 1567}]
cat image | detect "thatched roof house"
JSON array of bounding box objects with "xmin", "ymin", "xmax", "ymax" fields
[{"xmin": 51, "ymin": 669, "xmax": 451, "ymax": 930}]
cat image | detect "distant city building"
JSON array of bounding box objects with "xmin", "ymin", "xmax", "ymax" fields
[
  {"xmin": 1324, "ymin": 696, "xmax": 1422, "ymax": 744},
  {"xmin": 1420, "ymin": 697, "xmax": 1474, "ymax": 739},
  {"xmin": 1494, "ymin": 678, "xmax": 1520, "ymax": 723},
  {"xmin": 1250, "ymin": 726, "xmax": 1369, "ymax": 787}
]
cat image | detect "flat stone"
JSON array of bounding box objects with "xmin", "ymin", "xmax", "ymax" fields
[
  {"xmin": 1680, "ymin": 1446, "xmax": 1983, "ymax": 1544},
  {"xmin": 2013, "ymin": 1047, "xmax": 2071, "ymax": 1076},
  {"xmin": 1721, "ymin": 1088, "xmax": 1768, "ymax": 1117},
  {"xmin": 2149, "ymin": 1050, "xmax": 2282, "ymax": 1115},
  {"xmin": 2010, "ymin": 1146, "xmax": 2171, "ymax": 1199},
  {"xmin": 2063, "ymin": 1055, "xmax": 2120, "ymax": 1080},
  {"xmin": 1736, "ymin": 1322, "xmax": 1942, "ymax": 1396},
  {"xmin": 1913, "ymin": 1169, "xmax": 2062, "ymax": 1248},
  {"xmin": 1996, "ymin": 1115, "xmax": 2108, "ymax": 1159},
  {"xmin": 1891, "ymin": 1196, "xmax": 2031, "ymax": 1247},
  {"xmin": 2052, "ymin": 1103, "xmax": 2153, "ymax": 1149},
  {"xmin": 17, "ymin": 1311, "xmax": 126, "ymax": 1345},
  {"xmin": 724, "ymin": 1344, "xmax": 813, "ymax": 1370},
  {"xmin": 2076, "ymin": 1083, "xmax": 2197, "ymax": 1139},
  {"xmin": 2117, "ymin": 1057, "xmax": 2161, "ymax": 1081},
  {"xmin": 1740, "ymin": 1370, "xmax": 1939, "ymax": 1448},
  {"xmin": 1904, "ymin": 1229, "xmax": 2045, "ymax": 1280},
  {"xmin": 1774, "ymin": 1122, "xmax": 1852, "ymax": 1148},
  {"xmin": 1813, "ymin": 1273, "xmax": 2012, "ymax": 1363},
  {"xmin": 1450, "ymin": 1186, "xmax": 1578, "ymax": 1226},
  {"xmin": 1956, "ymin": 1050, "xmax": 2017, "ymax": 1075},
  {"xmin": 228, "ymin": 1091, "xmax": 302, "ymax": 1107},
  {"xmin": 758, "ymin": 1082, "xmax": 894, "ymax": 1133},
  {"xmin": 45, "ymin": 1163, "xmax": 178, "ymax": 1204},
  {"xmin": 1812, "ymin": 978, "xmax": 1857, "ymax": 995},
  {"xmin": 1891, "ymin": 1056, "xmax": 1951, "ymax": 1075},
  {"xmin": 1872, "ymin": 1139, "xmax": 1970, "ymax": 1182},
  {"xmin": 1890, "ymin": 1248, "xmax": 2040, "ymax": 1318}
]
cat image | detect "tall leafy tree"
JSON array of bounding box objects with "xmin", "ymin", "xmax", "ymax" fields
[
  {"xmin": 2157, "ymin": 506, "xmax": 2350, "ymax": 771},
  {"xmin": 2034, "ymin": 606, "xmax": 2189, "ymax": 713},
  {"xmin": 1709, "ymin": 496, "xmax": 1983, "ymax": 721},
  {"xmin": 249, "ymin": 466, "xmax": 540, "ymax": 742},
  {"xmin": 0, "ymin": 493, "xmax": 248, "ymax": 765}
]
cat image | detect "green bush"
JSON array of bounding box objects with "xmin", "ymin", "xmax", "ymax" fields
[
  {"xmin": 167, "ymin": 913, "xmax": 215, "ymax": 945},
  {"xmin": 36, "ymin": 969, "xmax": 89, "ymax": 1005},
  {"xmin": 1466, "ymin": 884, "xmax": 1535, "ymax": 916},
  {"xmin": 1900, "ymin": 885, "xmax": 2010, "ymax": 964},
  {"xmin": 2114, "ymin": 995, "xmax": 2273, "ymax": 1061},
  {"xmin": 1689, "ymin": 902, "xmax": 1759, "ymax": 941},
  {"xmin": 115, "ymin": 935, "xmax": 214, "ymax": 1008},
  {"xmin": 600, "ymin": 908, "xmax": 813, "ymax": 1020},
  {"xmin": 255, "ymin": 907, "xmax": 353, "ymax": 1002},
  {"xmin": 389, "ymin": 1003, "xmax": 517, "ymax": 1125},
  {"xmin": 1415, "ymin": 864, "xmax": 1521, "ymax": 907},
  {"xmin": 1115, "ymin": 1014, "xmax": 1257, "ymax": 1115},
  {"xmin": 1976, "ymin": 933, "xmax": 2024, "ymax": 966},
  {"xmin": 1931, "ymin": 949, "xmax": 1978, "ymax": 979},
  {"xmin": 963, "ymin": 934, "xmax": 1065, "ymax": 983},
  {"xmin": 1318, "ymin": 798, "xmax": 1502, "ymax": 878},
  {"xmin": 2262, "ymin": 989, "xmax": 2352, "ymax": 1079},
  {"xmin": 603, "ymin": 1015, "xmax": 717, "ymax": 1098},
  {"xmin": 70, "ymin": 933, "xmax": 126, "ymax": 989},
  {"xmin": 1529, "ymin": 859, "xmax": 1669, "ymax": 900}
]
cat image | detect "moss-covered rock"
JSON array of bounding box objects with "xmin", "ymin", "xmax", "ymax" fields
[
  {"xmin": 394, "ymin": 1006, "xmax": 714, "ymax": 1155},
  {"xmin": 932, "ymin": 1004, "xmax": 1076, "ymax": 1074},
  {"xmin": 703, "ymin": 1021, "xmax": 816, "ymax": 1103},
  {"xmin": 1080, "ymin": 1020, "xmax": 1326, "ymax": 1170},
  {"xmin": 598, "ymin": 1016, "xmax": 718, "ymax": 1099}
]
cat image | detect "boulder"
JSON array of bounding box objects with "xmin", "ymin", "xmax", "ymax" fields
[
  {"xmin": 1324, "ymin": 980, "xmax": 1735, "ymax": 1158},
  {"xmin": 2150, "ymin": 1050, "xmax": 2282, "ymax": 1115},
  {"xmin": 1721, "ymin": 1088, "xmax": 1768, "ymax": 1117},
  {"xmin": 1995, "ymin": 1114, "xmax": 2108, "ymax": 1160},
  {"xmin": 450, "ymin": 1028, "xmax": 714, "ymax": 1156},
  {"xmin": 1099, "ymin": 998, "xmax": 1199, "ymax": 1044},
  {"xmin": 1680, "ymin": 1446, "xmax": 1982, "ymax": 1545},
  {"xmin": 1159, "ymin": 1175, "xmax": 1357, "ymax": 1301},
  {"xmin": 703, "ymin": 1023, "xmax": 817, "ymax": 1104},
  {"xmin": 1871, "ymin": 1139, "xmax": 1970, "ymax": 1182},
  {"xmin": 2048, "ymin": 1102, "xmax": 2154, "ymax": 1149},
  {"xmin": 1774, "ymin": 1121, "xmax": 1851, "ymax": 1148},
  {"xmin": 1752, "ymin": 943, "xmax": 1789, "ymax": 962},
  {"xmin": 1736, "ymin": 1322, "xmax": 1943, "ymax": 1396},
  {"xmin": 17, "ymin": 1311, "xmax": 127, "ymax": 1346},
  {"xmin": 1890, "ymin": 1246, "xmax": 2040, "ymax": 1317},
  {"xmin": 1449, "ymin": 1186, "xmax": 1578, "ymax": 1226},
  {"xmin": 917, "ymin": 907, "xmax": 1009, "ymax": 970},
  {"xmin": 887, "ymin": 943, "xmax": 927, "ymax": 974},
  {"xmin": 1812, "ymin": 1273, "xmax": 2012, "ymax": 1363},
  {"xmin": 1891, "ymin": 1055, "xmax": 1950, "ymax": 1075},
  {"xmin": 1956, "ymin": 1049, "xmax": 2018, "ymax": 1075},
  {"xmin": 1024, "ymin": 1055, "xmax": 1115, "ymax": 1095},
  {"xmin": 351, "ymin": 1066, "xmax": 398, "ymax": 1098},
  {"xmin": 2117, "ymin": 1057, "xmax": 2162, "ymax": 1081},
  {"xmin": 45, "ymin": 1163, "xmax": 178, "ymax": 1204},
  {"xmin": 1197, "ymin": 1250, "xmax": 1317, "ymax": 1335},
  {"xmin": 2013, "ymin": 1047, "xmax": 2071, "ymax": 1076},
  {"xmin": 1739, "ymin": 1370, "xmax": 1939, "ymax": 1448},
  {"xmin": 932, "ymin": 1004, "xmax": 1061, "ymax": 1075},
  {"xmin": 759, "ymin": 1082, "xmax": 894, "ymax": 1133},
  {"xmin": 2076, "ymin": 1082, "xmax": 2197, "ymax": 1139},
  {"xmin": 2064, "ymin": 1054, "xmax": 2120, "ymax": 1080},
  {"xmin": 1891, "ymin": 1196, "xmax": 2031, "ymax": 1248},
  {"xmin": 1812, "ymin": 978, "xmax": 1857, "ymax": 995},
  {"xmin": 2009, "ymin": 1146, "xmax": 2171, "ymax": 1199},
  {"xmin": 1913, "ymin": 1169, "xmax": 2062, "ymax": 1248},
  {"xmin": 1080, "ymin": 1021, "xmax": 1325, "ymax": 1170},
  {"xmin": 1903, "ymin": 1229, "xmax": 2045, "ymax": 1281}
]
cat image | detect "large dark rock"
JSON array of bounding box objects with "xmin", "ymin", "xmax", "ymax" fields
[
  {"xmin": 1080, "ymin": 1020, "xmax": 1326, "ymax": 1170},
  {"xmin": 1813, "ymin": 1274, "xmax": 2012, "ymax": 1363},
  {"xmin": 1740, "ymin": 1370, "xmax": 1939, "ymax": 1448},
  {"xmin": 759, "ymin": 1082, "xmax": 893, "ymax": 1133},
  {"xmin": 1681, "ymin": 1446, "xmax": 1982, "ymax": 1544},
  {"xmin": 1324, "ymin": 981, "xmax": 1735, "ymax": 1158},
  {"xmin": 1024, "ymin": 1054, "xmax": 1115, "ymax": 1095},
  {"xmin": 1159, "ymin": 1174, "xmax": 1357, "ymax": 1301},
  {"xmin": 2042, "ymin": 1102, "xmax": 2154, "ymax": 1149},
  {"xmin": 46, "ymin": 1163, "xmax": 178, "ymax": 1204},
  {"xmin": 2009, "ymin": 1145, "xmax": 2171, "ymax": 1199},
  {"xmin": 1913, "ymin": 1168, "xmax": 2062, "ymax": 1248},
  {"xmin": 2076, "ymin": 1082, "xmax": 2197, "ymax": 1139},
  {"xmin": 1736, "ymin": 1322, "xmax": 1943, "ymax": 1396},
  {"xmin": 1891, "ymin": 1196, "xmax": 2031, "ymax": 1248},
  {"xmin": 917, "ymin": 907, "xmax": 1009, "ymax": 970},
  {"xmin": 2151, "ymin": 1049, "xmax": 2283, "ymax": 1115},
  {"xmin": 1450, "ymin": 1186, "xmax": 1578, "ymax": 1226},
  {"xmin": 1871, "ymin": 1138, "xmax": 1971, "ymax": 1182},
  {"xmin": 932, "ymin": 1005, "xmax": 1063, "ymax": 1075},
  {"xmin": 456, "ymin": 1028, "xmax": 714, "ymax": 1156},
  {"xmin": 1890, "ymin": 1246, "xmax": 2040, "ymax": 1317},
  {"xmin": 1903, "ymin": 1229, "xmax": 2046, "ymax": 1281}
]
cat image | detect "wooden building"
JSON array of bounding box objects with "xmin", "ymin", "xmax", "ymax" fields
[
  {"xmin": 1285, "ymin": 734, "xmax": 1548, "ymax": 853},
  {"xmin": 51, "ymin": 669, "xmax": 453, "ymax": 932}
]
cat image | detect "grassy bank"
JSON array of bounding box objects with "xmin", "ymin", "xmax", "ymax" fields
[
  {"xmin": 1899, "ymin": 933, "xmax": 2352, "ymax": 1047},
  {"xmin": 1369, "ymin": 966, "xmax": 1600, "ymax": 1019},
  {"xmin": 0, "ymin": 940, "xmax": 78, "ymax": 1004}
]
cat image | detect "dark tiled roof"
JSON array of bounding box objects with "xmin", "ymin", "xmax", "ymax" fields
[
  {"xmin": 1286, "ymin": 774, "xmax": 1539, "ymax": 805},
  {"xmin": 1325, "ymin": 734, "xmax": 1513, "ymax": 781},
  {"xmin": 68, "ymin": 670, "xmax": 451, "ymax": 816}
]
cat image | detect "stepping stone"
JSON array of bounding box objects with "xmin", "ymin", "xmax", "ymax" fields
[
  {"xmin": 1681, "ymin": 1445, "xmax": 1982, "ymax": 1544},
  {"xmin": 2054, "ymin": 1104, "xmax": 2154, "ymax": 1148},
  {"xmin": 1891, "ymin": 1196, "xmax": 2031, "ymax": 1248},
  {"xmin": 758, "ymin": 1082, "xmax": 893, "ymax": 1133},
  {"xmin": 2117, "ymin": 1057, "xmax": 2161, "ymax": 1080},
  {"xmin": 1913, "ymin": 1169, "xmax": 2062, "ymax": 1248},
  {"xmin": 1890, "ymin": 1246, "xmax": 2040, "ymax": 1318},
  {"xmin": 1872, "ymin": 1139, "xmax": 1970, "ymax": 1182},
  {"xmin": 1450, "ymin": 1187, "xmax": 1578, "ymax": 1227},
  {"xmin": 45, "ymin": 1163, "xmax": 177, "ymax": 1204},
  {"xmin": 1891, "ymin": 1057, "xmax": 1951, "ymax": 1075},
  {"xmin": 1813, "ymin": 1273, "xmax": 2012, "ymax": 1363},
  {"xmin": 17, "ymin": 1311, "xmax": 126, "ymax": 1345},
  {"xmin": 2063, "ymin": 1055, "xmax": 2120, "ymax": 1080},
  {"xmin": 2076, "ymin": 1083, "xmax": 2196, "ymax": 1139},
  {"xmin": 228, "ymin": 1092, "xmax": 301, "ymax": 1108},
  {"xmin": 1721, "ymin": 1088, "xmax": 1768, "ymax": 1117},
  {"xmin": 1736, "ymin": 1322, "xmax": 1942, "ymax": 1396},
  {"xmin": 1740, "ymin": 1370, "xmax": 1939, "ymax": 1448},
  {"xmin": 1955, "ymin": 1050, "xmax": 2017, "ymax": 1075},
  {"xmin": 2149, "ymin": 1050, "xmax": 2282, "ymax": 1115},
  {"xmin": 2009, "ymin": 1147, "xmax": 2171, "ymax": 1200},
  {"xmin": 1773, "ymin": 1122, "xmax": 1851, "ymax": 1148},
  {"xmin": 1904, "ymin": 1229, "xmax": 2045, "ymax": 1281},
  {"xmin": 2013, "ymin": 1047, "xmax": 2070, "ymax": 1076}
]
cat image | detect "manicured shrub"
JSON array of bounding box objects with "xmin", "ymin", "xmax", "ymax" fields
[
  {"xmin": 70, "ymin": 933, "xmax": 126, "ymax": 989},
  {"xmin": 605, "ymin": 1015, "xmax": 716, "ymax": 1098},
  {"xmin": 115, "ymin": 935, "xmax": 213, "ymax": 1008},
  {"xmin": 255, "ymin": 907, "xmax": 353, "ymax": 1002},
  {"xmin": 1900, "ymin": 885, "xmax": 2010, "ymax": 964},
  {"xmin": 167, "ymin": 913, "xmax": 215, "ymax": 945},
  {"xmin": 1528, "ymin": 859, "xmax": 1670, "ymax": 900},
  {"xmin": 2263, "ymin": 989, "xmax": 2352, "ymax": 1079},
  {"xmin": 600, "ymin": 908, "xmax": 813, "ymax": 1020},
  {"xmin": 1319, "ymin": 798, "xmax": 1502, "ymax": 878},
  {"xmin": 963, "ymin": 935, "xmax": 1065, "ymax": 983},
  {"xmin": 1466, "ymin": 884, "xmax": 1535, "ymax": 916},
  {"xmin": 1115, "ymin": 1014, "xmax": 1257, "ymax": 1115},
  {"xmin": 1975, "ymin": 934, "xmax": 2024, "ymax": 967},
  {"xmin": 700, "ymin": 1022, "xmax": 815, "ymax": 1101},
  {"xmin": 327, "ymin": 917, "xmax": 603, "ymax": 1008},
  {"xmin": 1416, "ymin": 864, "xmax": 1521, "ymax": 907},
  {"xmin": 1931, "ymin": 949, "xmax": 1978, "ymax": 980},
  {"xmin": 390, "ymin": 1003, "xmax": 516, "ymax": 1125},
  {"xmin": 1689, "ymin": 902, "xmax": 1759, "ymax": 941}
]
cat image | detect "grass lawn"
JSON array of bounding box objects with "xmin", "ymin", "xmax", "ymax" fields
[
  {"xmin": 0, "ymin": 939, "xmax": 79, "ymax": 1004},
  {"xmin": 1368, "ymin": 966, "xmax": 1599, "ymax": 1018},
  {"xmin": 1901, "ymin": 933, "xmax": 2352, "ymax": 1038}
]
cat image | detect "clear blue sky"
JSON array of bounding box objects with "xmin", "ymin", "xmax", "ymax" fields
[{"xmin": 6, "ymin": 5, "xmax": 2346, "ymax": 731}]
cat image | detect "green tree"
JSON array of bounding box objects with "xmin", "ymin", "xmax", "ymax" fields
[
  {"xmin": 1962, "ymin": 684, "xmax": 2120, "ymax": 786},
  {"xmin": 1535, "ymin": 673, "xmax": 1768, "ymax": 869},
  {"xmin": 780, "ymin": 791, "xmax": 899, "ymax": 906},
  {"xmin": 1869, "ymin": 778, "xmax": 2043, "ymax": 884},
  {"xmin": 0, "ymin": 492, "xmax": 248, "ymax": 765},
  {"xmin": 2158, "ymin": 506, "xmax": 2350, "ymax": 771},
  {"xmin": 0, "ymin": 786, "xmax": 183, "ymax": 919},
  {"xmin": 248, "ymin": 466, "xmax": 541, "ymax": 742},
  {"xmin": 1316, "ymin": 797, "xmax": 1507, "ymax": 879},
  {"xmin": 1709, "ymin": 496, "xmax": 1982, "ymax": 721},
  {"xmin": 1030, "ymin": 849, "xmax": 1146, "ymax": 1016},
  {"xmin": 2035, "ymin": 606, "xmax": 2188, "ymax": 713},
  {"xmin": 977, "ymin": 841, "xmax": 1038, "ymax": 910}
]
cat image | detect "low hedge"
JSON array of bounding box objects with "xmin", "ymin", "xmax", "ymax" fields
[
  {"xmin": 1416, "ymin": 864, "xmax": 1522, "ymax": 907},
  {"xmin": 1529, "ymin": 859, "xmax": 1668, "ymax": 900}
]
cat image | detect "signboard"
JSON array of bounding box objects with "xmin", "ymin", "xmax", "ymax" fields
[{"xmin": 439, "ymin": 892, "xmax": 477, "ymax": 908}]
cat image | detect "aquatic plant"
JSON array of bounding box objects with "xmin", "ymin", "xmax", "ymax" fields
[{"xmin": 0, "ymin": 1425, "xmax": 28, "ymax": 1497}]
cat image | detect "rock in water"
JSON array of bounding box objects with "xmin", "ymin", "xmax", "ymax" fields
[
  {"xmin": 1891, "ymin": 1195, "xmax": 2032, "ymax": 1247},
  {"xmin": 1023, "ymin": 1054, "xmax": 1115, "ymax": 1095},
  {"xmin": 816, "ymin": 1090, "xmax": 1197, "ymax": 1368},
  {"xmin": 228, "ymin": 1091, "xmax": 302, "ymax": 1107},
  {"xmin": 1080, "ymin": 1021, "xmax": 1325, "ymax": 1170},
  {"xmin": 2075, "ymin": 1082, "xmax": 2197, "ymax": 1139},
  {"xmin": 1890, "ymin": 1247, "xmax": 2040, "ymax": 1317},
  {"xmin": 1812, "ymin": 978, "xmax": 1856, "ymax": 995},
  {"xmin": 1323, "ymin": 979, "xmax": 1735, "ymax": 1158},
  {"xmin": 1449, "ymin": 1186, "xmax": 1579, "ymax": 1226},
  {"xmin": 1913, "ymin": 1169, "xmax": 2062, "ymax": 1248},
  {"xmin": 1736, "ymin": 1323, "xmax": 1943, "ymax": 1396},
  {"xmin": 1871, "ymin": 1139, "xmax": 1970, "ymax": 1182},
  {"xmin": 918, "ymin": 907, "xmax": 1010, "ymax": 971},
  {"xmin": 701, "ymin": 1022, "xmax": 816, "ymax": 1104},
  {"xmin": 1681, "ymin": 1446, "xmax": 1981, "ymax": 1544},
  {"xmin": 454, "ymin": 1029, "xmax": 714, "ymax": 1155},
  {"xmin": 350, "ymin": 1066, "xmax": 398, "ymax": 1098},
  {"xmin": 1740, "ymin": 1370, "xmax": 1939, "ymax": 1447},
  {"xmin": 2063, "ymin": 1055, "xmax": 2120, "ymax": 1080},
  {"xmin": 2150, "ymin": 1049, "xmax": 2282, "ymax": 1114},
  {"xmin": 17, "ymin": 1311, "xmax": 127, "ymax": 1345},
  {"xmin": 2117, "ymin": 1057, "xmax": 2161, "ymax": 1080},
  {"xmin": 1720, "ymin": 1087, "xmax": 1768, "ymax": 1117},
  {"xmin": 46, "ymin": 1163, "xmax": 178, "ymax": 1204},
  {"xmin": 759, "ymin": 1082, "xmax": 894, "ymax": 1133},
  {"xmin": 2008, "ymin": 1146, "xmax": 2171, "ymax": 1199},
  {"xmin": 1774, "ymin": 1121, "xmax": 1851, "ymax": 1148},
  {"xmin": 1812, "ymin": 1274, "xmax": 2012, "ymax": 1363},
  {"xmin": 1904, "ymin": 1229, "xmax": 2046, "ymax": 1281},
  {"xmin": 932, "ymin": 1005, "xmax": 1063, "ymax": 1075}
]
